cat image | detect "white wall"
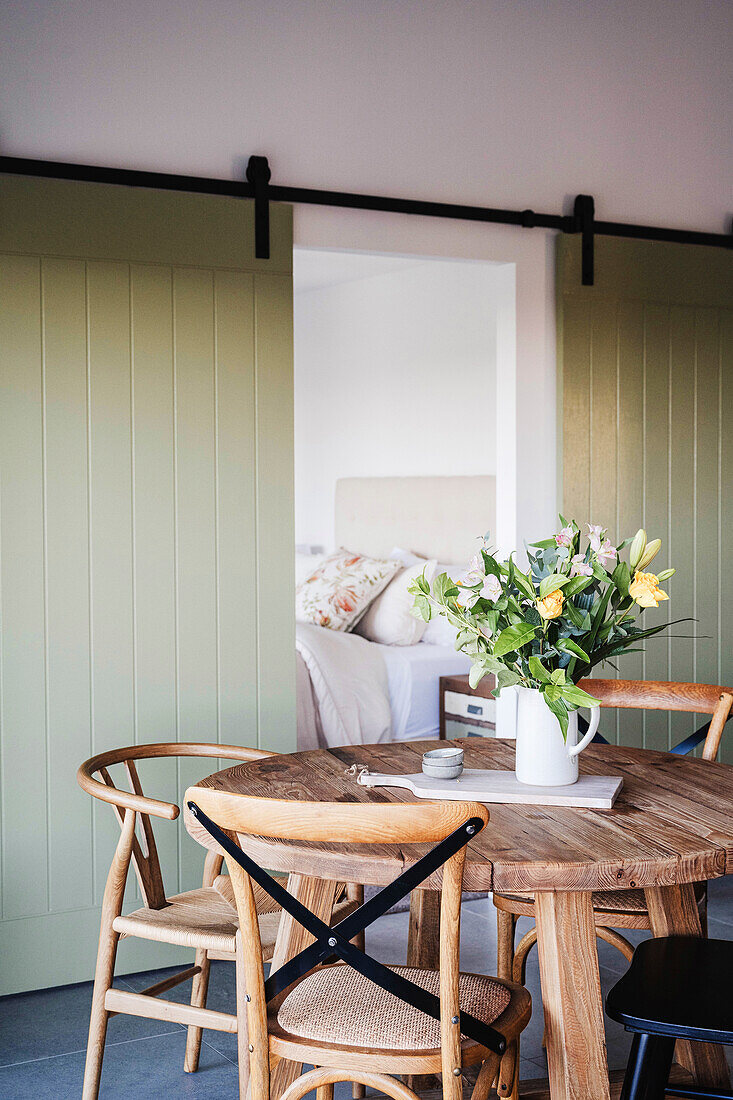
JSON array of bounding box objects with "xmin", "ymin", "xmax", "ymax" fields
[
  {"xmin": 294, "ymin": 254, "xmax": 500, "ymax": 550},
  {"xmin": 2, "ymin": 0, "xmax": 730, "ymax": 547}
]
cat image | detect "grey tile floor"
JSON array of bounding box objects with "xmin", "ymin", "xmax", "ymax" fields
[{"xmin": 2, "ymin": 877, "xmax": 733, "ymax": 1098}]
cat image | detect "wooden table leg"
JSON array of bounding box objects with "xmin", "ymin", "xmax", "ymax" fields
[
  {"xmin": 268, "ymin": 873, "xmax": 339, "ymax": 1100},
  {"xmin": 407, "ymin": 888, "xmax": 441, "ymax": 968},
  {"xmin": 406, "ymin": 888, "xmax": 442, "ymax": 1093},
  {"xmin": 645, "ymin": 883, "xmax": 730, "ymax": 1090},
  {"xmin": 534, "ymin": 891, "xmax": 610, "ymax": 1100}
]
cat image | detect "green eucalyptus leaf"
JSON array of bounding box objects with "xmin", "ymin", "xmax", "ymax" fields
[
  {"xmin": 493, "ymin": 623, "xmax": 538, "ymax": 657},
  {"xmin": 555, "ymin": 637, "xmax": 590, "ymax": 662},
  {"xmin": 550, "ymin": 667, "xmax": 566, "ymax": 685},
  {"xmin": 493, "ymin": 668, "xmax": 522, "ymax": 696},
  {"xmin": 528, "ymin": 655, "xmax": 551, "ymax": 683},
  {"xmin": 563, "ymin": 575, "xmax": 592, "ymax": 597},
  {"xmin": 539, "ymin": 573, "xmax": 572, "ymax": 598},
  {"xmin": 468, "ymin": 664, "xmax": 488, "ymax": 689},
  {"xmin": 561, "ymin": 684, "xmax": 602, "ymax": 708},
  {"xmin": 412, "ymin": 594, "xmax": 432, "ymax": 622},
  {"xmin": 544, "ymin": 694, "xmax": 570, "ymax": 740}
]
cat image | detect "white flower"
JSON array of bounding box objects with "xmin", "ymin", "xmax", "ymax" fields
[
  {"xmin": 458, "ymin": 570, "xmax": 501, "ymax": 608},
  {"xmin": 479, "ymin": 574, "xmax": 502, "ymax": 602},
  {"xmin": 596, "ymin": 538, "xmax": 618, "ymax": 571},
  {"xmin": 467, "ymin": 552, "xmax": 486, "ymax": 575},
  {"xmin": 570, "ymin": 554, "xmax": 594, "ymax": 577},
  {"xmin": 586, "ymin": 523, "xmax": 606, "ymax": 552},
  {"xmin": 555, "ymin": 525, "xmax": 574, "ymax": 547}
]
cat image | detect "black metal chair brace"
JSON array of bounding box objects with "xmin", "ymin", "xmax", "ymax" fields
[{"xmin": 187, "ymin": 801, "xmax": 506, "ymax": 1056}]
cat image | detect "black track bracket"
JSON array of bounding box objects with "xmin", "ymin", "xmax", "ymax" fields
[{"xmin": 246, "ymin": 155, "xmax": 272, "ymax": 260}]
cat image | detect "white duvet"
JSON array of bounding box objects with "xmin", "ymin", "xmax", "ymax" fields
[
  {"xmin": 295, "ymin": 622, "xmax": 471, "ymax": 750},
  {"xmin": 296, "ymin": 622, "xmax": 392, "ymax": 749}
]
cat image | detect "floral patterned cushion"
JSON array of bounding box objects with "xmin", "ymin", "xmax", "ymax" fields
[{"xmin": 295, "ymin": 549, "xmax": 402, "ymax": 632}]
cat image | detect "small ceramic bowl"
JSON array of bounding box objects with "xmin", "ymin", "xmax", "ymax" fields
[{"xmin": 422, "ymin": 746, "xmax": 464, "ymax": 780}]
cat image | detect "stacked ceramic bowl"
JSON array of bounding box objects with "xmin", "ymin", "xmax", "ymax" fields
[{"xmin": 421, "ymin": 746, "xmax": 464, "ymax": 780}]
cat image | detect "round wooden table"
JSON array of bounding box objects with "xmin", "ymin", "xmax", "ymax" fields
[{"xmin": 186, "ymin": 738, "xmax": 733, "ymax": 1100}]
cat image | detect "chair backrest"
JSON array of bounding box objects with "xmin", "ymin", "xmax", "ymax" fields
[
  {"xmin": 186, "ymin": 785, "xmax": 490, "ymax": 1100},
  {"xmin": 77, "ymin": 743, "xmax": 277, "ymax": 909},
  {"xmin": 577, "ymin": 679, "xmax": 733, "ymax": 760}
]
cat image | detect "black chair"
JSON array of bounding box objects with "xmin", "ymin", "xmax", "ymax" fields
[{"xmin": 606, "ymin": 936, "xmax": 733, "ymax": 1100}]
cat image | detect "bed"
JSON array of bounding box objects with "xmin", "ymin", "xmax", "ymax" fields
[{"xmin": 296, "ymin": 475, "xmax": 496, "ymax": 749}]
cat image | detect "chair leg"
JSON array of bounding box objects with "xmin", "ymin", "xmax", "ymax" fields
[
  {"xmin": 316, "ymin": 1085, "xmax": 335, "ymax": 1100},
  {"xmin": 496, "ymin": 909, "xmax": 518, "ymax": 1098},
  {"xmin": 184, "ymin": 947, "xmax": 212, "ymax": 1073},
  {"xmin": 620, "ymin": 1033, "xmax": 675, "ymax": 1100},
  {"xmin": 235, "ymin": 933, "xmax": 251, "ymax": 1100},
  {"xmin": 82, "ymin": 918, "xmax": 120, "ymax": 1099},
  {"xmin": 343, "ymin": 884, "xmax": 366, "ymax": 1099},
  {"xmin": 82, "ymin": 808, "xmax": 136, "ymax": 1100},
  {"xmin": 496, "ymin": 909, "xmax": 516, "ymax": 981}
]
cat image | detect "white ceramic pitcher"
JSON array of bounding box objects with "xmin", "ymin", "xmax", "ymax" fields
[{"xmin": 514, "ymin": 685, "xmax": 600, "ymax": 786}]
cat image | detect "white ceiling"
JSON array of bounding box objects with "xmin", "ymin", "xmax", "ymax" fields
[{"xmin": 293, "ymin": 248, "xmax": 427, "ymax": 295}]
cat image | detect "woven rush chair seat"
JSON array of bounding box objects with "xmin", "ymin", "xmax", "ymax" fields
[
  {"xmin": 114, "ymin": 885, "xmax": 242, "ymax": 953},
  {"xmin": 275, "ymin": 963, "xmax": 512, "ymax": 1051}
]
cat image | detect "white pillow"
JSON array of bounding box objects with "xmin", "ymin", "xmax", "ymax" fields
[
  {"xmin": 295, "ymin": 548, "xmax": 401, "ymax": 631},
  {"xmin": 355, "ymin": 558, "xmax": 438, "ymax": 646},
  {"xmin": 389, "ymin": 548, "xmax": 463, "ymax": 647},
  {"xmin": 295, "ymin": 551, "xmax": 328, "ymax": 587}
]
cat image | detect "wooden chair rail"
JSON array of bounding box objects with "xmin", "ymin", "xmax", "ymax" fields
[
  {"xmin": 187, "ymin": 786, "xmax": 489, "ymax": 845},
  {"xmin": 77, "ymin": 742, "xmax": 278, "ymax": 819},
  {"xmin": 577, "ymin": 678, "xmax": 733, "ymax": 715}
]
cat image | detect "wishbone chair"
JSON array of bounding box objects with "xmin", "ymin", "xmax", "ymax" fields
[{"xmin": 77, "ymin": 743, "xmax": 361, "ymax": 1099}]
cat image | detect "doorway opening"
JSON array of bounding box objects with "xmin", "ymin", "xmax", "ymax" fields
[{"xmin": 292, "ymin": 246, "xmax": 517, "ymax": 747}]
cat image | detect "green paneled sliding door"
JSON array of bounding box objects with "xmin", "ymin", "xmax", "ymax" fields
[
  {"xmin": 559, "ymin": 236, "xmax": 733, "ymax": 758},
  {"xmin": 0, "ymin": 176, "xmax": 295, "ymax": 993}
]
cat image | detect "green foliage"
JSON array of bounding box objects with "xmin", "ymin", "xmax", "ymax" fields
[{"xmin": 412, "ymin": 518, "xmax": 683, "ymax": 738}]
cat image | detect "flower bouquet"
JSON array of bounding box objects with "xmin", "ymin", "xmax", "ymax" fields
[{"xmin": 410, "ymin": 520, "xmax": 679, "ymax": 785}]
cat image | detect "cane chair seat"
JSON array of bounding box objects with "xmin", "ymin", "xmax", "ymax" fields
[{"xmin": 275, "ymin": 963, "xmax": 514, "ymax": 1051}]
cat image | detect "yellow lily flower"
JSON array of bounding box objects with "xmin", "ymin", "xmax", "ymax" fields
[{"xmin": 629, "ymin": 570, "xmax": 669, "ymax": 608}]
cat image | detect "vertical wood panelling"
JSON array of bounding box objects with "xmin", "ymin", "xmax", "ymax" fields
[
  {"xmin": 560, "ymin": 237, "xmax": 733, "ymax": 763},
  {"xmin": 614, "ymin": 302, "xmax": 645, "ymax": 748},
  {"xmin": 0, "ymin": 255, "xmax": 48, "ymax": 918},
  {"xmin": 561, "ymin": 297, "xmax": 591, "ymax": 521},
  {"xmin": 254, "ymin": 274, "xmax": 296, "ymax": 751},
  {"xmin": 668, "ymin": 307, "xmax": 696, "ymax": 749},
  {"xmin": 694, "ymin": 310, "xmax": 721, "ymax": 713},
  {"xmin": 641, "ymin": 305, "xmax": 671, "ymax": 752},
  {"xmin": 589, "ymin": 299, "xmax": 618, "ymax": 535},
  {"xmin": 86, "ymin": 261, "xmax": 136, "ymax": 903},
  {"xmin": 42, "ymin": 258, "xmax": 94, "ymax": 912},
  {"xmin": 720, "ymin": 312, "xmax": 733, "ymax": 759},
  {"xmin": 214, "ymin": 271, "xmax": 258, "ymax": 748},
  {"xmin": 129, "ymin": 264, "xmax": 178, "ymax": 894},
  {"xmin": 172, "ymin": 269, "xmax": 220, "ymax": 893},
  {"xmin": 0, "ymin": 180, "xmax": 293, "ymax": 992}
]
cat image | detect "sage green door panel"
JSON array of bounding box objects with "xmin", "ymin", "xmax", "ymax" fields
[
  {"xmin": 559, "ymin": 237, "xmax": 733, "ymax": 758},
  {"xmin": 0, "ymin": 177, "xmax": 294, "ymax": 993}
]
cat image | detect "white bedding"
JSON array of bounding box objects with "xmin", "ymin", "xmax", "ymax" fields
[
  {"xmin": 376, "ymin": 641, "xmax": 471, "ymax": 741},
  {"xmin": 296, "ymin": 620, "xmax": 471, "ymax": 749}
]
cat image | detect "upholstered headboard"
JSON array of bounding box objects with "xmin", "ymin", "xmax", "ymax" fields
[{"xmin": 334, "ymin": 476, "xmax": 496, "ymax": 566}]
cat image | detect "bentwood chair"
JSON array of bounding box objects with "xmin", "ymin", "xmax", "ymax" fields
[
  {"xmin": 492, "ymin": 679, "xmax": 733, "ymax": 1098},
  {"xmin": 77, "ymin": 744, "xmax": 362, "ymax": 1100},
  {"xmin": 185, "ymin": 785, "xmax": 532, "ymax": 1100},
  {"xmin": 606, "ymin": 936, "xmax": 733, "ymax": 1100}
]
